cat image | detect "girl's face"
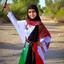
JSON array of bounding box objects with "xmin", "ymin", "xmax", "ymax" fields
[{"xmin": 28, "ymin": 9, "xmax": 37, "ymax": 19}]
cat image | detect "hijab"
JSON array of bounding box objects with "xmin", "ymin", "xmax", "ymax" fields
[{"xmin": 27, "ymin": 4, "xmax": 41, "ymax": 21}]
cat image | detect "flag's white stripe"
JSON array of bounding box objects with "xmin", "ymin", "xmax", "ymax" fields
[{"xmin": 37, "ymin": 36, "xmax": 51, "ymax": 64}]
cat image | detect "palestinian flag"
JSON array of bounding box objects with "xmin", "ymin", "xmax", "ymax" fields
[{"xmin": 18, "ymin": 42, "xmax": 44, "ymax": 64}]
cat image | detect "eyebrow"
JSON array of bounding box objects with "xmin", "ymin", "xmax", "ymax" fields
[{"xmin": 28, "ymin": 10, "xmax": 36, "ymax": 12}]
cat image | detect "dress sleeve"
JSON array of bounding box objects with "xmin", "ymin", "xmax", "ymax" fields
[
  {"xmin": 7, "ymin": 12, "xmax": 27, "ymax": 44},
  {"xmin": 40, "ymin": 36, "xmax": 51, "ymax": 52}
]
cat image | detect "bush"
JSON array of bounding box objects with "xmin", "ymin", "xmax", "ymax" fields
[
  {"xmin": 55, "ymin": 10, "xmax": 64, "ymax": 22},
  {"xmin": 43, "ymin": 7, "xmax": 54, "ymax": 18}
]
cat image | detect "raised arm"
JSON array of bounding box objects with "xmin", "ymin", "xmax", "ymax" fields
[
  {"xmin": 3, "ymin": 4, "xmax": 26, "ymax": 44},
  {"xmin": 3, "ymin": 4, "xmax": 18, "ymax": 28}
]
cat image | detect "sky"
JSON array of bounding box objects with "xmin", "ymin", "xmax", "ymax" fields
[
  {"xmin": 8, "ymin": 0, "xmax": 45, "ymax": 8},
  {"xmin": 39, "ymin": 0, "xmax": 45, "ymax": 7}
]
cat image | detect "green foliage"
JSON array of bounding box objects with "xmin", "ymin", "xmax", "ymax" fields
[
  {"xmin": 0, "ymin": 0, "xmax": 2, "ymax": 4},
  {"xmin": 10, "ymin": 0, "xmax": 39, "ymax": 20},
  {"xmin": 45, "ymin": 0, "xmax": 64, "ymax": 14},
  {"xmin": 0, "ymin": 4, "xmax": 11, "ymax": 22},
  {"xmin": 45, "ymin": 0, "xmax": 53, "ymax": 7},
  {"xmin": 45, "ymin": 0, "xmax": 64, "ymax": 21},
  {"xmin": 12, "ymin": 0, "xmax": 18, "ymax": 2},
  {"xmin": 0, "ymin": 8, "xmax": 9, "ymax": 22},
  {"xmin": 55, "ymin": 10, "xmax": 64, "ymax": 22},
  {"xmin": 0, "ymin": 0, "xmax": 41, "ymax": 22},
  {"xmin": 42, "ymin": 7, "xmax": 54, "ymax": 18},
  {"xmin": 0, "ymin": 0, "xmax": 2, "ymax": 2},
  {"xmin": 10, "ymin": 1, "xmax": 27, "ymax": 19},
  {"xmin": 45, "ymin": 0, "xmax": 56, "ymax": 18},
  {"xmin": 37, "ymin": 5, "xmax": 43, "ymax": 16}
]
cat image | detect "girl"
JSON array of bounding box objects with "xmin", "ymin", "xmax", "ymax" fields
[{"xmin": 3, "ymin": 4, "xmax": 51, "ymax": 64}]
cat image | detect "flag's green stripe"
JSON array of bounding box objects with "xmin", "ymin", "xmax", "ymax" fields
[{"xmin": 19, "ymin": 42, "xmax": 29, "ymax": 64}]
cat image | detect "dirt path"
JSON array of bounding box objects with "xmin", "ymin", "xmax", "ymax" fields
[
  {"xmin": 43, "ymin": 21, "xmax": 64, "ymax": 64},
  {"xmin": 0, "ymin": 20, "xmax": 64, "ymax": 64}
]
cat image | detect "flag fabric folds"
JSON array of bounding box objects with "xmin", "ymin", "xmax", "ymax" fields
[
  {"xmin": 19, "ymin": 42, "xmax": 29, "ymax": 64},
  {"xmin": 18, "ymin": 41, "xmax": 44, "ymax": 64}
]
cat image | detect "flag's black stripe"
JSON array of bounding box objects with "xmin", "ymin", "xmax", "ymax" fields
[
  {"xmin": 25, "ymin": 42, "xmax": 36, "ymax": 64},
  {"xmin": 28, "ymin": 25, "xmax": 39, "ymax": 42}
]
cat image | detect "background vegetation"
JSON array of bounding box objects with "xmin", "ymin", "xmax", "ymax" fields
[
  {"xmin": 0, "ymin": 0, "xmax": 64, "ymax": 23},
  {"xmin": 43, "ymin": 0, "xmax": 64, "ymax": 22},
  {"xmin": 0, "ymin": 0, "xmax": 43, "ymax": 22}
]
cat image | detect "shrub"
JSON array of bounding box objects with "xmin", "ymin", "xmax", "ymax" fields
[{"xmin": 55, "ymin": 10, "xmax": 64, "ymax": 22}]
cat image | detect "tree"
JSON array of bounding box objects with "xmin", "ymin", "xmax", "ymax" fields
[
  {"xmin": 45, "ymin": 0, "xmax": 64, "ymax": 22},
  {"xmin": 45, "ymin": 0, "xmax": 64, "ymax": 16},
  {"xmin": 11, "ymin": 0, "xmax": 39, "ymax": 20},
  {"xmin": 0, "ymin": 0, "xmax": 2, "ymax": 5},
  {"xmin": 12, "ymin": 0, "xmax": 18, "ymax": 2},
  {"xmin": 0, "ymin": 0, "xmax": 2, "ymax": 3},
  {"xmin": 0, "ymin": 0, "xmax": 41, "ymax": 22}
]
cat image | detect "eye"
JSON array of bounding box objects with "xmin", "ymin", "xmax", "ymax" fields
[
  {"xmin": 28, "ymin": 11, "xmax": 31, "ymax": 13},
  {"xmin": 28, "ymin": 11, "xmax": 36, "ymax": 13}
]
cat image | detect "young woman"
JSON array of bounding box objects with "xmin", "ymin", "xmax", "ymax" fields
[{"xmin": 3, "ymin": 4, "xmax": 51, "ymax": 64}]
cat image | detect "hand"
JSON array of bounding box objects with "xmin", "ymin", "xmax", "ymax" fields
[
  {"xmin": 2, "ymin": 3, "xmax": 11, "ymax": 12},
  {"xmin": 37, "ymin": 41, "xmax": 46, "ymax": 52},
  {"xmin": 37, "ymin": 41, "xmax": 43, "ymax": 47}
]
